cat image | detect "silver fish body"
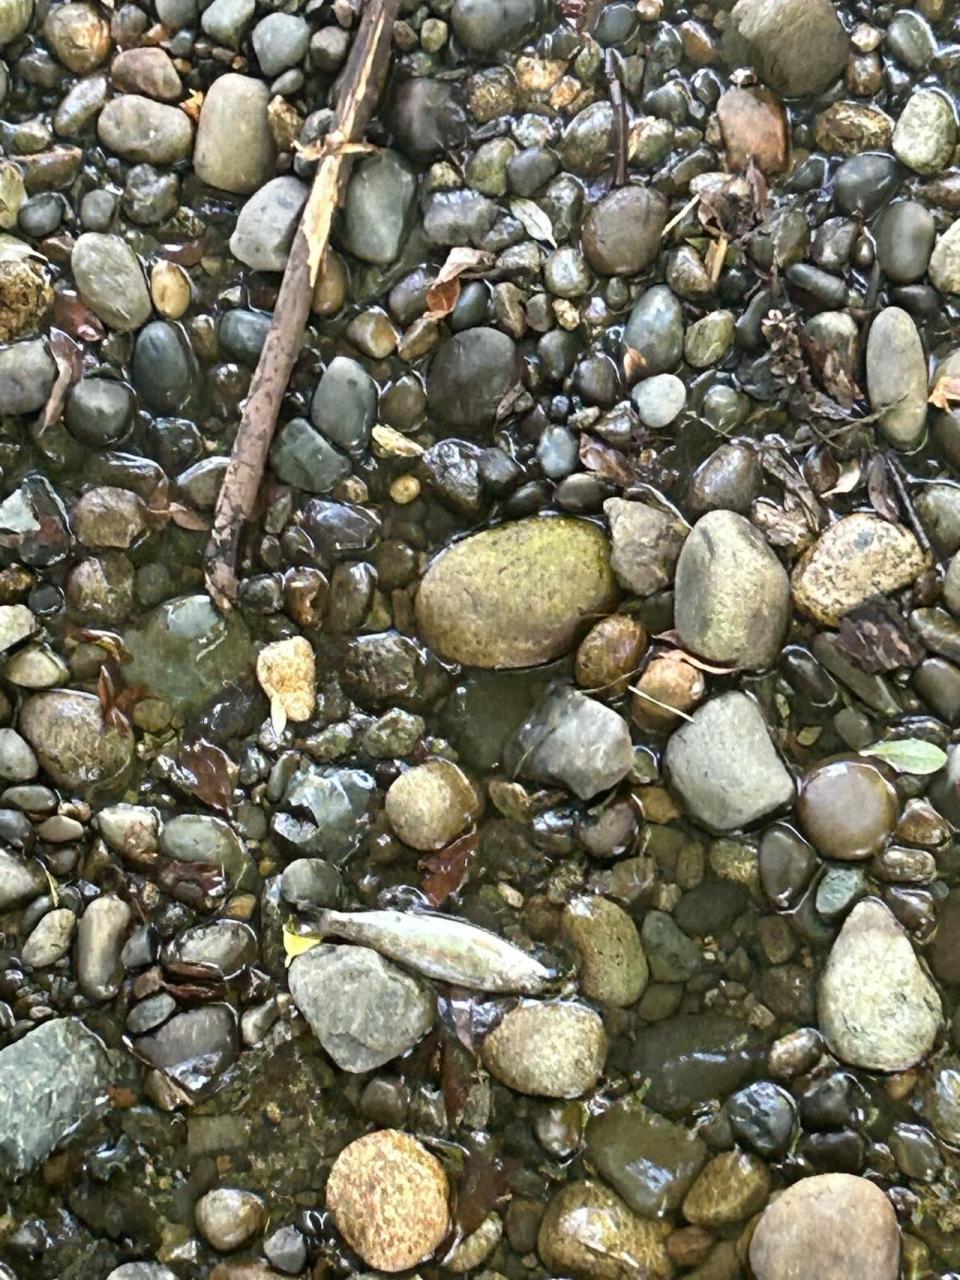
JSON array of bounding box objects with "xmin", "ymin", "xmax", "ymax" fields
[{"xmin": 313, "ymin": 907, "xmax": 554, "ymax": 994}]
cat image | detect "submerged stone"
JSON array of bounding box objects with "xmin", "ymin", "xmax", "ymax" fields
[
  {"xmin": 0, "ymin": 1018, "xmax": 116, "ymax": 1177},
  {"xmin": 416, "ymin": 517, "xmax": 618, "ymax": 669},
  {"xmin": 124, "ymin": 594, "xmax": 252, "ymax": 713}
]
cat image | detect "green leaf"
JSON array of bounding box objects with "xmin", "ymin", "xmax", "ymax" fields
[{"xmin": 860, "ymin": 738, "xmax": 948, "ymax": 775}]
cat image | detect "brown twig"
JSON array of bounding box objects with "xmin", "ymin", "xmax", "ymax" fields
[
  {"xmin": 605, "ymin": 49, "xmax": 627, "ymax": 188},
  {"xmin": 204, "ymin": 0, "xmax": 400, "ymax": 610}
]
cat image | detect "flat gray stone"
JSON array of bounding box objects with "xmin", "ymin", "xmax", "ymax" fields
[
  {"xmin": 229, "ymin": 175, "xmax": 308, "ymax": 272},
  {"xmin": 665, "ymin": 691, "xmax": 795, "ymax": 831},
  {"xmin": 505, "ymin": 684, "xmax": 634, "ymax": 801},
  {"xmin": 339, "ymin": 150, "xmax": 417, "ymax": 266},
  {"xmin": 289, "ymin": 944, "xmax": 434, "ymax": 1072},
  {"xmin": 0, "ymin": 1018, "xmax": 116, "ymax": 1177}
]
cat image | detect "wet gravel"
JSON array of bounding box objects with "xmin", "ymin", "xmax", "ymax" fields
[{"xmin": 4, "ymin": 0, "xmax": 960, "ymax": 1277}]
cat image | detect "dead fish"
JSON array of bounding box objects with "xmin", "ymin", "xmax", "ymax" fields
[{"xmin": 309, "ymin": 907, "xmax": 554, "ymax": 994}]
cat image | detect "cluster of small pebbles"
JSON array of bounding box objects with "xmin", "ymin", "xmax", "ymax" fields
[{"xmin": 4, "ymin": 0, "xmax": 960, "ymax": 1276}]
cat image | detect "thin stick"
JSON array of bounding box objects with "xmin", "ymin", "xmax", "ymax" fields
[{"xmin": 204, "ymin": 0, "xmax": 400, "ymax": 610}]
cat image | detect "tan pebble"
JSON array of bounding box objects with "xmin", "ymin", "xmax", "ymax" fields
[
  {"xmin": 325, "ymin": 1129, "xmax": 450, "ymax": 1272},
  {"xmin": 311, "ymin": 249, "xmax": 347, "ymax": 316},
  {"xmin": 390, "ymin": 474, "xmax": 421, "ymax": 504},
  {"xmin": 682, "ymin": 1150, "xmax": 771, "ymax": 1227},
  {"xmin": 150, "ymin": 260, "xmax": 191, "ymax": 318},
  {"xmin": 630, "ymin": 654, "xmax": 704, "ymax": 730},
  {"xmin": 256, "ymin": 636, "xmax": 316, "ymax": 733},
  {"xmin": 385, "ymin": 758, "xmax": 480, "ymax": 851}
]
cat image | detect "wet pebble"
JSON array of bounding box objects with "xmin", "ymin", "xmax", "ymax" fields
[
  {"xmin": 195, "ymin": 1188, "xmax": 266, "ymax": 1252},
  {"xmin": 562, "ymin": 895, "xmax": 648, "ymax": 1007},
  {"xmin": 481, "ymin": 1001, "xmax": 606, "ymax": 1098},
  {"xmin": 819, "ymin": 898, "xmax": 941, "ymax": 1071},
  {"xmin": 866, "ymin": 307, "xmax": 928, "ymax": 448},
  {"xmin": 797, "ymin": 759, "xmax": 897, "ymax": 861},
  {"xmin": 585, "ymin": 1098, "xmax": 707, "ymax": 1218},
  {"xmin": 750, "ymin": 1173, "xmax": 900, "ymax": 1280},
  {"xmin": 194, "ymin": 74, "xmax": 272, "ymax": 195},
  {"xmin": 325, "ymin": 1129, "xmax": 449, "ymax": 1272},
  {"xmin": 674, "ymin": 510, "xmax": 789, "ymax": 669},
  {"xmin": 682, "ymin": 1149, "xmax": 771, "ymax": 1226},
  {"xmin": 892, "ymin": 89, "xmax": 957, "ymax": 175},
  {"xmin": 537, "ymin": 1180, "xmax": 671, "ymax": 1280}
]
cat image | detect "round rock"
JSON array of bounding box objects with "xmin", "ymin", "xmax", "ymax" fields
[
  {"xmin": 385, "ymin": 759, "xmax": 480, "ymax": 851},
  {"xmin": 97, "ymin": 95, "xmax": 193, "ymax": 165},
  {"xmin": 582, "ymin": 187, "xmax": 667, "ymax": 276},
  {"xmin": 326, "ymin": 1130, "xmax": 450, "ymax": 1272},
  {"xmin": 797, "ymin": 759, "xmax": 897, "ymax": 861},
  {"xmin": 791, "ymin": 513, "xmax": 928, "ymax": 625},
  {"xmin": 674, "ymin": 510, "xmax": 790, "ymax": 669},
  {"xmin": 415, "ymin": 517, "xmax": 618, "ymax": 669},
  {"xmin": 19, "ymin": 690, "xmax": 133, "ymax": 795},
  {"xmin": 749, "ymin": 1173, "xmax": 900, "ymax": 1280},
  {"xmin": 426, "ymin": 327, "xmax": 519, "ymax": 431},
  {"xmin": 562, "ymin": 895, "xmax": 648, "ymax": 1007},
  {"xmin": 195, "ymin": 1188, "xmax": 265, "ymax": 1252},
  {"xmin": 538, "ymin": 1180, "xmax": 671, "ymax": 1280},
  {"xmin": 866, "ymin": 307, "xmax": 928, "ymax": 449},
  {"xmin": 481, "ymin": 1000, "xmax": 606, "ymax": 1098},
  {"xmin": 819, "ymin": 898, "xmax": 942, "ymax": 1072}
]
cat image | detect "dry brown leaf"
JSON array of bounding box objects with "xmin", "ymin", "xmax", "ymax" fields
[
  {"xmin": 866, "ymin": 453, "xmax": 900, "ymax": 523},
  {"xmin": 928, "ymin": 374, "xmax": 960, "ymax": 411},
  {"xmin": 179, "ymin": 88, "xmax": 204, "ymax": 123},
  {"xmin": 425, "ymin": 247, "xmax": 495, "ymax": 321},
  {"xmin": 40, "ymin": 330, "xmax": 82, "ymax": 429},
  {"xmin": 420, "ymin": 832, "xmax": 479, "ymax": 908}
]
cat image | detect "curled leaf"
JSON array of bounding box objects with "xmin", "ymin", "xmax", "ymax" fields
[
  {"xmin": 425, "ymin": 247, "xmax": 495, "ymax": 320},
  {"xmin": 929, "ymin": 374, "xmax": 960, "ymax": 412},
  {"xmin": 40, "ymin": 330, "xmax": 82, "ymax": 429},
  {"xmin": 860, "ymin": 738, "xmax": 948, "ymax": 775},
  {"xmin": 420, "ymin": 832, "xmax": 479, "ymax": 908},
  {"xmin": 509, "ymin": 197, "xmax": 557, "ymax": 247}
]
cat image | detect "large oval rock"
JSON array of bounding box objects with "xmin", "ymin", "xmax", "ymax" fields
[
  {"xmin": 750, "ymin": 1173, "xmax": 900, "ymax": 1280},
  {"xmin": 664, "ymin": 691, "xmax": 794, "ymax": 832},
  {"xmin": 19, "ymin": 690, "xmax": 133, "ymax": 795},
  {"xmin": 481, "ymin": 1001, "xmax": 606, "ymax": 1098},
  {"xmin": 819, "ymin": 898, "xmax": 941, "ymax": 1071},
  {"xmin": 289, "ymin": 944, "xmax": 434, "ymax": 1073},
  {"xmin": 0, "ymin": 338, "xmax": 56, "ymax": 414},
  {"xmin": 451, "ymin": 0, "xmax": 537, "ymax": 53},
  {"xmin": 674, "ymin": 510, "xmax": 789, "ymax": 669},
  {"xmin": 339, "ymin": 150, "xmax": 417, "ymax": 266},
  {"xmin": 725, "ymin": 0, "xmax": 849, "ymax": 97},
  {"xmin": 622, "ymin": 285, "xmax": 684, "ymax": 376},
  {"xmin": 585, "ymin": 1098, "xmax": 707, "ymax": 1218},
  {"xmin": 426, "ymin": 327, "xmax": 519, "ymax": 431},
  {"xmin": 229, "ymin": 176, "xmax": 308, "ymax": 272},
  {"xmin": 194, "ymin": 74, "xmax": 273, "ymax": 195},
  {"xmin": 538, "ymin": 1180, "xmax": 671, "ymax": 1280},
  {"xmin": 791, "ymin": 513, "xmax": 928, "ymax": 626},
  {"xmin": 866, "ymin": 307, "xmax": 928, "ymax": 448},
  {"xmin": 97, "ymin": 95, "xmax": 193, "ymax": 164},
  {"xmin": 930, "ymin": 220, "xmax": 960, "ymax": 295},
  {"xmin": 416, "ymin": 517, "xmax": 618, "ymax": 669},
  {"xmin": 326, "ymin": 1130, "xmax": 449, "ymax": 1272},
  {"xmin": 582, "ymin": 187, "xmax": 667, "ymax": 277},
  {"xmin": 71, "ymin": 233, "xmax": 151, "ymax": 332}
]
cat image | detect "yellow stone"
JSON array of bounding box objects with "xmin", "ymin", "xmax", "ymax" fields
[{"xmin": 255, "ymin": 636, "xmax": 315, "ymax": 733}]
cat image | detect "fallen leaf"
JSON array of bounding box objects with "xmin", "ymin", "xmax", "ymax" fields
[
  {"xmin": 282, "ymin": 925, "xmax": 322, "ymax": 962},
  {"xmin": 929, "ymin": 374, "xmax": 960, "ymax": 412},
  {"xmin": 836, "ymin": 598, "xmax": 926, "ymax": 674},
  {"xmin": 579, "ymin": 434, "xmax": 636, "ymax": 486},
  {"xmin": 40, "ymin": 330, "xmax": 82, "ymax": 429},
  {"xmin": 53, "ymin": 290, "xmax": 104, "ymax": 341},
  {"xmin": 623, "ymin": 346, "xmax": 646, "ymax": 382},
  {"xmin": 178, "ymin": 88, "xmax": 204, "ymax": 123},
  {"xmin": 420, "ymin": 832, "xmax": 479, "ymax": 908},
  {"xmin": 455, "ymin": 1150, "xmax": 517, "ymax": 1236},
  {"xmin": 866, "ymin": 453, "xmax": 900, "ymax": 523},
  {"xmin": 177, "ymin": 739, "xmax": 238, "ymax": 812},
  {"xmin": 860, "ymin": 738, "xmax": 948, "ymax": 775},
  {"xmin": 168, "ymin": 502, "xmax": 211, "ymax": 531},
  {"xmin": 425, "ymin": 247, "xmax": 495, "ymax": 320},
  {"xmin": 96, "ymin": 662, "xmax": 130, "ymax": 733},
  {"xmin": 509, "ymin": 197, "xmax": 557, "ymax": 247},
  {"xmin": 440, "ymin": 1035, "xmax": 474, "ymax": 1128}
]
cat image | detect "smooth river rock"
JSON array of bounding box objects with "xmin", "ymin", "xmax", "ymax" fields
[
  {"xmin": 866, "ymin": 307, "xmax": 928, "ymax": 448},
  {"xmin": 481, "ymin": 1001, "xmax": 607, "ymax": 1098},
  {"xmin": 665, "ymin": 691, "xmax": 794, "ymax": 831},
  {"xmin": 791, "ymin": 513, "xmax": 928, "ymax": 625},
  {"xmin": 538, "ymin": 1180, "xmax": 672, "ymax": 1280},
  {"xmin": 674, "ymin": 509, "xmax": 790, "ymax": 669},
  {"xmin": 750, "ymin": 1173, "xmax": 900, "ymax": 1280},
  {"xmin": 819, "ymin": 898, "xmax": 942, "ymax": 1071},
  {"xmin": 193, "ymin": 74, "xmax": 273, "ymax": 194},
  {"xmin": 97, "ymin": 94, "xmax": 193, "ymax": 164},
  {"xmin": 19, "ymin": 689, "xmax": 133, "ymax": 795},
  {"xmin": 415, "ymin": 517, "xmax": 618, "ymax": 668},
  {"xmin": 71, "ymin": 233, "xmax": 151, "ymax": 332},
  {"xmin": 0, "ymin": 1018, "xmax": 116, "ymax": 1176},
  {"xmin": 725, "ymin": 0, "xmax": 849, "ymax": 97},
  {"xmin": 506, "ymin": 684, "xmax": 634, "ymax": 800}
]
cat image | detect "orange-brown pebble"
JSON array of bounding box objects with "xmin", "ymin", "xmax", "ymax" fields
[
  {"xmin": 630, "ymin": 654, "xmax": 705, "ymax": 730},
  {"xmin": 325, "ymin": 1129, "xmax": 450, "ymax": 1272},
  {"xmin": 575, "ymin": 614, "xmax": 647, "ymax": 697}
]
